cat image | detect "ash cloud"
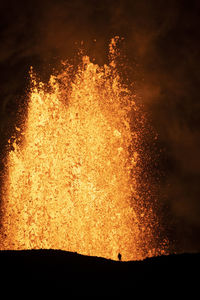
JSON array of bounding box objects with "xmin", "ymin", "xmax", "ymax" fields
[{"xmin": 0, "ymin": 0, "xmax": 200, "ymax": 252}]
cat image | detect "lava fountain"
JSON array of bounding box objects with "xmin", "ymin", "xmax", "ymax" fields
[{"xmin": 0, "ymin": 38, "xmax": 167, "ymax": 260}]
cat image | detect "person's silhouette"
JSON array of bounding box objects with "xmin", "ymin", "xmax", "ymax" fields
[{"xmin": 118, "ymin": 253, "xmax": 122, "ymax": 261}]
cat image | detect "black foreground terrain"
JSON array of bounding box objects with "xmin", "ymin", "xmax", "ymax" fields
[{"xmin": 0, "ymin": 249, "xmax": 199, "ymax": 284}]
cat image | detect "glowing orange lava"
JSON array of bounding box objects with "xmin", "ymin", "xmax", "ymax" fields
[{"xmin": 0, "ymin": 38, "xmax": 167, "ymax": 260}]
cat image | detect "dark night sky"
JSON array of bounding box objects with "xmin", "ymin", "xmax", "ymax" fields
[{"xmin": 0, "ymin": 0, "xmax": 200, "ymax": 253}]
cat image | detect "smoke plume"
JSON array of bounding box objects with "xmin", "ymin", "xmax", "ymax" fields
[{"xmin": 0, "ymin": 0, "xmax": 200, "ymax": 253}]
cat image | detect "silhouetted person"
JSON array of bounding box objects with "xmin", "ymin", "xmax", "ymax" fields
[{"xmin": 118, "ymin": 253, "xmax": 122, "ymax": 261}]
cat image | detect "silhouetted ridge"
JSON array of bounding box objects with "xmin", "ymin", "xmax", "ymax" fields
[{"xmin": 0, "ymin": 250, "xmax": 199, "ymax": 283}]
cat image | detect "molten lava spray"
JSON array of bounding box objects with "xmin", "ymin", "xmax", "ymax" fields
[{"xmin": 0, "ymin": 38, "xmax": 167, "ymax": 260}]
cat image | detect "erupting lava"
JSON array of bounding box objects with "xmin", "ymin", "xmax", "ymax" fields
[{"xmin": 0, "ymin": 38, "xmax": 167, "ymax": 260}]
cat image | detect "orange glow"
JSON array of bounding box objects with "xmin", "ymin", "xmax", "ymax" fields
[{"xmin": 0, "ymin": 38, "xmax": 167, "ymax": 260}]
